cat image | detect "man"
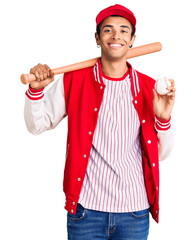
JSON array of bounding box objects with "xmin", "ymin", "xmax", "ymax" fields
[{"xmin": 24, "ymin": 4, "xmax": 175, "ymax": 240}]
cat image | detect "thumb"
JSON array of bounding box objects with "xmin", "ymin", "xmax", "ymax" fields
[
  {"xmin": 50, "ymin": 69, "xmax": 55, "ymax": 79},
  {"xmin": 153, "ymin": 89, "xmax": 159, "ymax": 103}
]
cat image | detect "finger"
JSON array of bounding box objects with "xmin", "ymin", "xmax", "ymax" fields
[
  {"xmin": 167, "ymin": 90, "xmax": 176, "ymax": 97},
  {"xmin": 30, "ymin": 77, "xmax": 53, "ymax": 89},
  {"xmin": 167, "ymin": 79, "xmax": 175, "ymax": 91},
  {"xmin": 167, "ymin": 86, "xmax": 176, "ymax": 93},
  {"xmin": 50, "ymin": 69, "xmax": 55, "ymax": 79},
  {"xmin": 167, "ymin": 89, "xmax": 176, "ymax": 100},
  {"xmin": 38, "ymin": 67, "xmax": 47, "ymax": 80},
  {"xmin": 31, "ymin": 68, "xmax": 41, "ymax": 81},
  {"xmin": 38, "ymin": 64, "xmax": 47, "ymax": 81},
  {"xmin": 36, "ymin": 64, "xmax": 44, "ymax": 81},
  {"xmin": 43, "ymin": 64, "xmax": 52, "ymax": 78},
  {"xmin": 41, "ymin": 64, "xmax": 49, "ymax": 79},
  {"xmin": 30, "ymin": 68, "xmax": 40, "ymax": 81},
  {"xmin": 44, "ymin": 64, "xmax": 54, "ymax": 79},
  {"xmin": 169, "ymin": 79, "xmax": 175, "ymax": 87},
  {"xmin": 30, "ymin": 64, "xmax": 43, "ymax": 81},
  {"xmin": 38, "ymin": 64, "xmax": 54, "ymax": 83},
  {"xmin": 35, "ymin": 70, "xmax": 41, "ymax": 81}
]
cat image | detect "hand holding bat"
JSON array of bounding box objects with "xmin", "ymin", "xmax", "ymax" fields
[{"xmin": 29, "ymin": 63, "xmax": 55, "ymax": 89}]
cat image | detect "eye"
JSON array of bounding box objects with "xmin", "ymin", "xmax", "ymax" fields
[
  {"xmin": 121, "ymin": 30, "xmax": 128, "ymax": 33},
  {"xmin": 104, "ymin": 29, "xmax": 111, "ymax": 33}
]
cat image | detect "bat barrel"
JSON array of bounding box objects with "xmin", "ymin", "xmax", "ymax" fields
[{"xmin": 126, "ymin": 42, "xmax": 162, "ymax": 58}]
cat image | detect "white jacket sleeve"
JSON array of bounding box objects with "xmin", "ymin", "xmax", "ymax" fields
[
  {"xmin": 24, "ymin": 73, "xmax": 67, "ymax": 135},
  {"xmin": 155, "ymin": 116, "xmax": 175, "ymax": 161}
]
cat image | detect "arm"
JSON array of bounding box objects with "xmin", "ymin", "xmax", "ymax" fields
[
  {"xmin": 155, "ymin": 116, "xmax": 175, "ymax": 161},
  {"xmin": 153, "ymin": 79, "xmax": 176, "ymax": 161},
  {"xmin": 24, "ymin": 73, "xmax": 67, "ymax": 135}
]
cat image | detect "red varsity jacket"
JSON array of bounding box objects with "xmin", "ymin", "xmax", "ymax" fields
[{"xmin": 63, "ymin": 59, "xmax": 161, "ymax": 223}]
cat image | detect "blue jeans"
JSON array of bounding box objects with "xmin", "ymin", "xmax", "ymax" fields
[{"xmin": 67, "ymin": 203, "xmax": 150, "ymax": 240}]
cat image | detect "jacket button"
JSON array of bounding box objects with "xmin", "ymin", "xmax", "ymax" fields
[
  {"xmin": 83, "ymin": 154, "xmax": 87, "ymax": 158},
  {"xmin": 100, "ymin": 86, "xmax": 103, "ymax": 89},
  {"xmin": 78, "ymin": 178, "xmax": 81, "ymax": 181},
  {"xmin": 142, "ymin": 120, "xmax": 146, "ymax": 123},
  {"xmin": 71, "ymin": 209, "xmax": 74, "ymax": 213},
  {"xmin": 156, "ymin": 210, "xmax": 158, "ymax": 214},
  {"xmin": 134, "ymin": 100, "xmax": 138, "ymax": 104},
  {"xmin": 152, "ymin": 163, "xmax": 155, "ymax": 167},
  {"xmin": 88, "ymin": 131, "xmax": 92, "ymax": 135},
  {"xmin": 148, "ymin": 140, "xmax": 151, "ymax": 144},
  {"xmin": 94, "ymin": 108, "xmax": 98, "ymax": 111},
  {"xmin": 73, "ymin": 202, "xmax": 75, "ymax": 205}
]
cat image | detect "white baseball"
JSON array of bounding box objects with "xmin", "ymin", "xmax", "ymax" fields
[{"xmin": 155, "ymin": 77, "xmax": 171, "ymax": 95}]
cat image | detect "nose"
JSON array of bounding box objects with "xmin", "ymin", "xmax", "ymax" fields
[{"xmin": 111, "ymin": 31, "xmax": 120, "ymax": 40}]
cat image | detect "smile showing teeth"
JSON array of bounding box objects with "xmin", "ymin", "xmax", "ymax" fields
[{"xmin": 109, "ymin": 43, "xmax": 122, "ymax": 48}]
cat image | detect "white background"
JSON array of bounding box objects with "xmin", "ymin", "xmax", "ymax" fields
[{"xmin": 0, "ymin": 0, "xmax": 195, "ymax": 239}]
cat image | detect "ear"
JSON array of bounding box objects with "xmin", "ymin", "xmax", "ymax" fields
[
  {"xmin": 95, "ymin": 32, "xmax": 100, "ymax": 45},
  {"xmin": 130, "ymin": 34, "xmax": 136, "ymax": 47}
]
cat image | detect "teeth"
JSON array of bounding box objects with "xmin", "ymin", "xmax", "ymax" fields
[{"xmin": 110, "ymin": 44, "xmax": 122, "ymax": 47}]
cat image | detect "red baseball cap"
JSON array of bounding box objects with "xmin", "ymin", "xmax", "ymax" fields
[{"xmin": 96, "ymin": 4, "xmax": 136, "ymax": 31}]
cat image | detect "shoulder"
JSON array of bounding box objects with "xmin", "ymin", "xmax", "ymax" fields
[
  {"xmin": 135, "ymin": 69, "xmax": 155, "ymax": 84},
  {"xmin": 134, "ymin": 69, "xmax": 156, "ymax": 89},
  {"xmin": 63, "ymin": 66, "xmax": 92, "ymax": 79},
  {"xmin": 127, "ymin": 61, "xmax": 156, "ymax": 89},
  {"xmin": 63, "ymin": 67, "xmax": 93, "ymax": 90}
]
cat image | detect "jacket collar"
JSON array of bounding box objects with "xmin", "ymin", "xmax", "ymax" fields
[
  {"xmin": 93, "ymin": 58, "xmax": 104, "ymax": 85},
  {"xmin": 93, "ymin": 58, "xmax": 140, "ymax": 99}
]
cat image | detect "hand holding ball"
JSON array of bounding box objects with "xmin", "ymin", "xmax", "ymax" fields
[{"xmin": 155, "ymin": 77, "xmax": 171, "ymax": 95}]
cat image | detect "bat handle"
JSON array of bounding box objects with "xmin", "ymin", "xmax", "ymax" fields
[{"xmin": 21, "ymin": 73, "xmax": 36, "ymax": 84}]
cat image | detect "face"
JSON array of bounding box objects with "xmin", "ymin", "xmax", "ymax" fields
[{"xmin": 95, "ymin": 16, "xmax": 135, "ymax": 61}]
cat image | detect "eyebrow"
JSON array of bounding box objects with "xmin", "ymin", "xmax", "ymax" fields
[
  {"xmin": 120, "ymin": 25, "xmax": 130, "ymax": 30},
  {"xmin": 102, "ymin": 24, "xmax": 130, "ymax": 30}
]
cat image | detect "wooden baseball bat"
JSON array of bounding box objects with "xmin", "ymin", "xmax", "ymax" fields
[{"xmin": 21, "ymin": 42, "xmax": 162, "ymax": 84}]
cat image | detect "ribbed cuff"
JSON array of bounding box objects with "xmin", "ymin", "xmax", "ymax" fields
[
  {"xmin": 25, "ymin": 85, "xmax": 44, "ymax": 100},
  {"xmin": 155, "ymin": 115, "xmax": 171, "ymax": 132}
]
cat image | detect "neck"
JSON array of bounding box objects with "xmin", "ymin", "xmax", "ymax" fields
[{"xmin": 100, "ymin": 57, "xmax": 128, "ymax": 78}]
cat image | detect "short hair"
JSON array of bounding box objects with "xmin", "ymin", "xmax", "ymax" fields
[{"xmin": 96, "ymin": 15, "xmax": 135, "ymax": 39}]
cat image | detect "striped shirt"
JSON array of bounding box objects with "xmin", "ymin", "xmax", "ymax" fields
[{"xmin": 78, "ymin": 66, "xmax": 150, "ymax": 212}]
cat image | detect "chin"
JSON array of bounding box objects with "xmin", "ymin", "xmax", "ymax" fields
[
  {"xmin": 105, "ymin": 52, "xmax": 127, "ymax": 61},
  {"xmin": 102, "ymin": 47, "xmax": 128, "ymax": 61}
]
